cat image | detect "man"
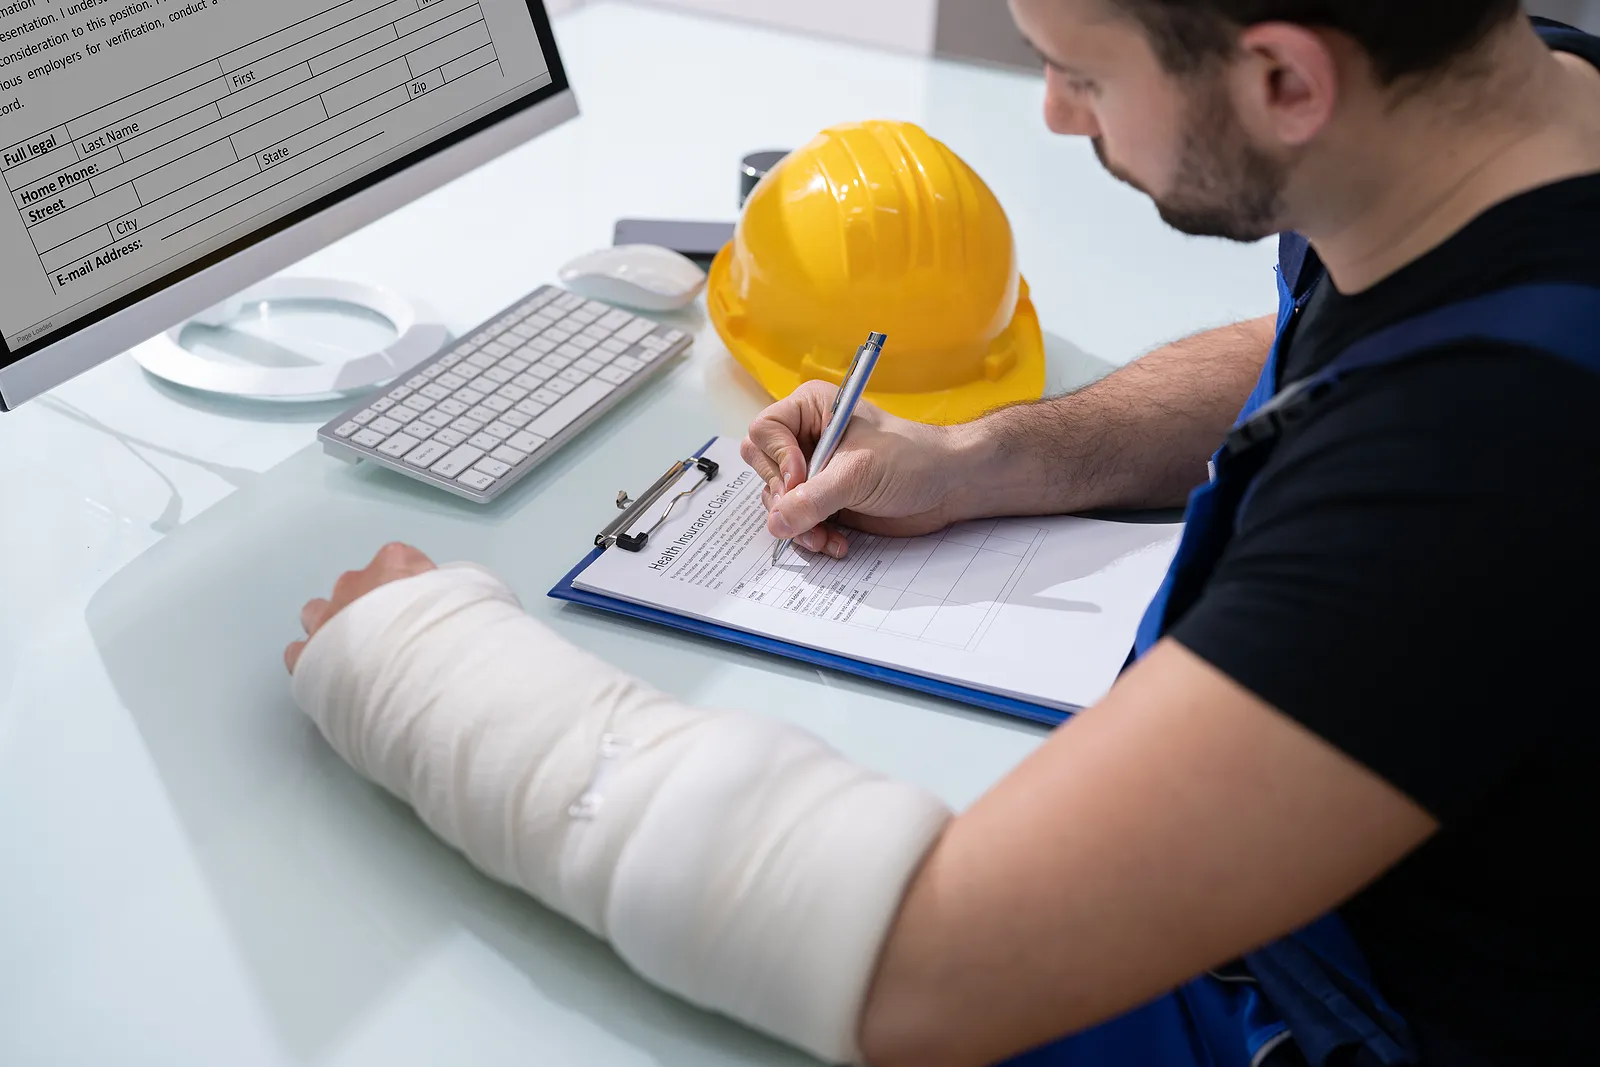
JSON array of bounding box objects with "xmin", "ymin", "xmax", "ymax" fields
[{"xmin": 286, "ymin": 3, "xmax": 1600, "ymax": 1065}]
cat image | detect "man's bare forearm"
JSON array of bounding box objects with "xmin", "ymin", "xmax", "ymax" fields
[{"xmin": 947, "ymin": 315, "xmax": 1277, "ymax": 518}]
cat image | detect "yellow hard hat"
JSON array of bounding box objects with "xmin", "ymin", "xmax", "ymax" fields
[{"xmin": 709, "ymin": 119, "xmax": 1045, "ymax": 425}]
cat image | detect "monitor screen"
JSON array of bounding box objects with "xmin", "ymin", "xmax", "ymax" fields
[{"xmin": 0, "ymin": 0, "xmax": 566, "ymax": 370}]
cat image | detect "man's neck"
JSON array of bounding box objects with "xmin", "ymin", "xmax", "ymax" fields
[{"xmin": 1301, "ymin": 23, "xmax": 1600, "ymax": 295}]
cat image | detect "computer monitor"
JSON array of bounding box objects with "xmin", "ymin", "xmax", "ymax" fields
[{"xmin": 0, "ymin": 0, "xmax": 575, "ymax": 411}]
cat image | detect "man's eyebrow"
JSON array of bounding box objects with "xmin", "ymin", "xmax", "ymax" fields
[{"xmin": 1022, "ymin": 35, "xmax": 1083, "ymax": 75}]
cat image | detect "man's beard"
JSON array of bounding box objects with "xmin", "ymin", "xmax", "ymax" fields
[{"xmin": 1093, "ymin": 83, "xmax": 1286, "ymax": 243}]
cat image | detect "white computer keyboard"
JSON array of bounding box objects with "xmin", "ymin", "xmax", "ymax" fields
[{"xmin": 317, "ymin": 285, "xmax": 691, "ymax": 503}]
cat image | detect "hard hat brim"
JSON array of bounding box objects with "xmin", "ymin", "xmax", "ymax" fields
[{"xmin": 708, "ymin": 244, "xmax": 1047, "ymax": 426}]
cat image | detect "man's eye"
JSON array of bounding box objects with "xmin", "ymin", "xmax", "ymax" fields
[{"xmin": 1066, "ymin": 77, "xmax": 1097, "ymax": 94}]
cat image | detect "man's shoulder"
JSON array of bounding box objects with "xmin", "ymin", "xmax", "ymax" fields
[{"xmin": 1533, "ymin": 16, "xmax": 1600, "ymax": 70}]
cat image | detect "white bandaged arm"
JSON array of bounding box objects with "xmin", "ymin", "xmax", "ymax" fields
[{"xmin": 290, "ymin": 563, "xmax": 952, "ymax": 1063}]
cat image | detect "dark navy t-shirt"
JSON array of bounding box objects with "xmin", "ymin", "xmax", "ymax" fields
[{"xmin": 1171, "ymin": 21, "xmax": 1600, "ymax": 1066}]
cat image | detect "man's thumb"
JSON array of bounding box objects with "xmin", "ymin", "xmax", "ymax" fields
[{"xmin": 770, "ymin": 470, "xmax": 852, "ymax": 540}]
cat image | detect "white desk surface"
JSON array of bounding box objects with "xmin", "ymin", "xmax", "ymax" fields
[{"xmin": 0, "ymin": 4, "xmax": 1276, "ymax": 1065}]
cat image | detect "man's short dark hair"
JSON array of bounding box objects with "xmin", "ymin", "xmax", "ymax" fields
[{"xmin": 1113, "ymin": 0, "xmax": 1523, "ymax": 83}]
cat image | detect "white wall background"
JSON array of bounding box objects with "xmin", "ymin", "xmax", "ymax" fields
[{"xmin": 547, "ymin": 2, "xmax": 1600, "ymax": 57}]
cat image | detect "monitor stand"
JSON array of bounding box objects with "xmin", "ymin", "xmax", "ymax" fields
[{"xmin": 129, "ymin": 277, "xmax": 450, "ymax": 402}]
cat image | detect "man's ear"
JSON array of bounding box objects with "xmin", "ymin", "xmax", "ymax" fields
[{"xmin": 1231, "ymin": 22, "xmax": 1340, "ymax": 147}]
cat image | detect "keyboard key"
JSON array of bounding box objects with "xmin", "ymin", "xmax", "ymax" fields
[
  {"xmin": 483, "ymin": 395, "xmax": 514, "ymax": 413},
  {"xmin": 640, "ymin": 335, "xmax": 670, "ymax": 350},
  {"xmin": 352, "ymin": 428, "xmax": 387, "ymax": 448},
  {"xmin": 507, "ymin": 430, "xmax": 547, "ymax": 453},
  {"xmin": 451, "ymin": 417, "xmax": 484, "ymax": 435},
  {"xmin": 532, "ymin": 388, "xmax": 562, "ymax": 406},
  {"xmin": 581, "ymin": 300, "xmax": 611, "ymax": 316},
  {"xmin": 421, "ymin": 363, "xmax": 446, "ymax": 379},
  {"xmin": 484, "ymin": 342, "xmax": 512, "ymax": 358},
  {"xmin": 370, "ymin": 397, "xmax": 396, "ymax": 413},
  {"xmin": 501, "ymin": 410, "xmax": 532, "ymax": 428},
  {"xmin": 546, "ymin": 352, "xmax": 575, "ymax": 368},
  {"xmin": 421, "ymin": 383, "xmax": 453, "ymax": 401},
  {"xmin": 512, "ymin": 323, "xmax": 538, "ymax": 340},
  {"xmin": 421, "ymin": 409, "xmax": 453, "ymax": 428},
  {"xmin": 466, "ymin": 352, "xmax": 497, "ymax": 371},
  {"xmin": 615, "ymin": 355, "xmax": 645, "ymax": 373},
  {"xmin": 559, "ymin": 367, "xmax": 590, "ymax": 386},
  {"xmin": 387, "ymin": 385, "xmax": 412, "ymax": 401},
  {"xmin": 411, "ymin": 423, "xmax": 437, "ymax": 440},
  {"xmin": 431, "ymin": 445, "xmax": 485, "ymax": 479},
  {"xmin": 554, "ymin": 292, "xmax": 584, "ymax": 310},
  {"xmin": 475, "ymin": 457, "xmax": 513, "ymax": 479},
  {"xmin": 548, "ymin": 378, "xmax": 575, "ymax": 395},
  {"xmin": 589, "ymin": 346, "xmax": 617, "ymax": 365},
  {"xmin": 600, "ymin": 309, "xmax": 634, "ymax": 330},
  {"xmin": 457, "ymin": 470, "xmax": 497, "ymax": 491},
  {"xmin": 496, "ymin": 383, "xmax": 529, "ymax": 402},
  {"xmin": 333, "ymin": 421, "xmax": 359, "ymax": 438},
  {"xmin": 369, "ymin": 416, "xmax": 402, "ymax": 435},
  {"xmin": 664, "ymin": 330, "xmax": 685, "ymax": 343},
  {"xmin": 456, "ymin": 388, "xmax": 486, "ymax": 406},
  {"xmin": 574, "ymin": 357, "xmax": 603, "ymax": 375},
  {"xmin": 465, "ymin": 405, "xmax": 498, "ymax": 424},
  {"xmin": 637, "ymin": 346, "xmax": 664, "ymax": 363},
  {"xmin": 406, "ymin": 375, "xmax": 429, "ymax": 389},
  {"xmin": 469, "ymin": 432, "xmax": 503, "ymax": 451},
  {"xmin": 353, "ymin": 408, "xmax": 378, "ymax": 424},
  {"xmin": 378, "ymin": 433, "xmax": 419, "ymax": 458},
  {"xmin": 570, "ymin": 335, "xmax": 599, "ymax": 353},
  {"xmin": 436, "ymin": 372, "xmax": 467, "ymax": 390},
  {"xmin": 601, "ymin": 337, "xmax": 628, "ymax": 354},
  {"xmin": 388, "ymin": 406, "xmax": 419, "ymax": 425},
  {"xmin": 545, "ymin": 328, "xmax": 573, "ymax": 344},
  {"xmin": 404, "ymin": 394, "xmax": 434, "ymax": 412},
  {"xmin": 513, "ymin": 372, "xmax": 545, "ymax": 389},
  {"xmin": 483, "ymin": 420, "xmax": 518, "ymax": 439},
  {"xmin": 582, "ymin": 324, "xmax": 611, "ymax": 342},
  {"xmin": 502, "ymin": 356, "xmax": 530, "ymax": 373},
  {"xmin": 529, "ymin": 337, "xmax": 557, "ymax": 353},
  {"xmin": 514, "ymin": 398, "xmax": 548, "ymax": 418},
  {"xmin": 616, "ymin": 320, "xmax": 653, "ymax": 344},
  {"xmin": 569, "ymin": 307, "xmax": 600, "ymax": 324},
  {"xmin": 491, "ymin": 445, "xmax": 529, "ymax": 466},
  {"xmin": 405, "ymin": 440, "xmax": 452, "ymax": 469},
  {"xmin": 438, "ymin": 352, "xmax": 464, "ymax": 367},
  {"xmin": 433, "ymin": 428, "xmax": 468, "ymax": 448},
  {"xmin": 556, "ymin": 344, "xmax": 583, "ymax": 361},
  {"xmin": 529, "ymin": 379, "xmax": 615, "ymax": 438},
  {"xmin": 436, "ymin": 397, "xmax": 469, "ymax": 417},
  {"xmin": 597, "ymin": 365, "xmax": 634, "ymax": 385}
]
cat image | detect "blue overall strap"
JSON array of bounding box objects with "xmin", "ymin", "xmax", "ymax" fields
[{"xmin": 1228, "ymin": 282, "xmax": 1600, "ymax": 466}]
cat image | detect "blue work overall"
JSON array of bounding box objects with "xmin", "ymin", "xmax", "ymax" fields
[{"xmin": 1001, "ymin": 232, "xmax": 1600, "ymax": 1067}]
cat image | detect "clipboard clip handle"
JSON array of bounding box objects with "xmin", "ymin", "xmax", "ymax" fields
[{"xmin": 596, "ymin": 455, "xmax": 721, "ymax": 552}]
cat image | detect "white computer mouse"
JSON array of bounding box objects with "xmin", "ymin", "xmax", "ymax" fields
[{"xmin": 557, "ymin": 244, "xmax": 708, "ymax": 312}]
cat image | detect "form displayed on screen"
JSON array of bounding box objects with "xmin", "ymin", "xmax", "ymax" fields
[{"xmin": 0, "ymin": 0, "xmax": 556, "ymax": 354}]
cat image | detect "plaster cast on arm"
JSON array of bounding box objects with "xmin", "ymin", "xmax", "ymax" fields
[{"xmin": 290, "ymin": 563, "xmax": 952, "ymax": 1064}]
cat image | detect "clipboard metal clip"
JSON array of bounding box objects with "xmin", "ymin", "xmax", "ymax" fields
[{"xmin": 596, "ymin": 455, "xmax": 721, "ymax": 552}]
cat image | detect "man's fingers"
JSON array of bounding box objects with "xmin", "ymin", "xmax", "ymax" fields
[
  {"xmin": 769, "ymin": 464, "xmax": 861, "ymax": 542},
  {"xmin": 301, "ymin": 598, "xmax": 332, "ymax": 636},
  {"xmin": 740, "ymin": 434, "xmax": 784, "ymax": 495},
  {"xmin": 793, "ymin": 524, "xmax": 849, "ymax": 559}
]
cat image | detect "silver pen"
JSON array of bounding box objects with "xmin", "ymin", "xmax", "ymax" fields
[{"xmin": 772, "ymin": 331, "xmax": 888, "ymax": 564}]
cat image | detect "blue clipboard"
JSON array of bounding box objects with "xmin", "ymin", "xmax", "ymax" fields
[{"xmin": 546, "ymin": 438, "xmax": 1074, "ymax": 729}]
